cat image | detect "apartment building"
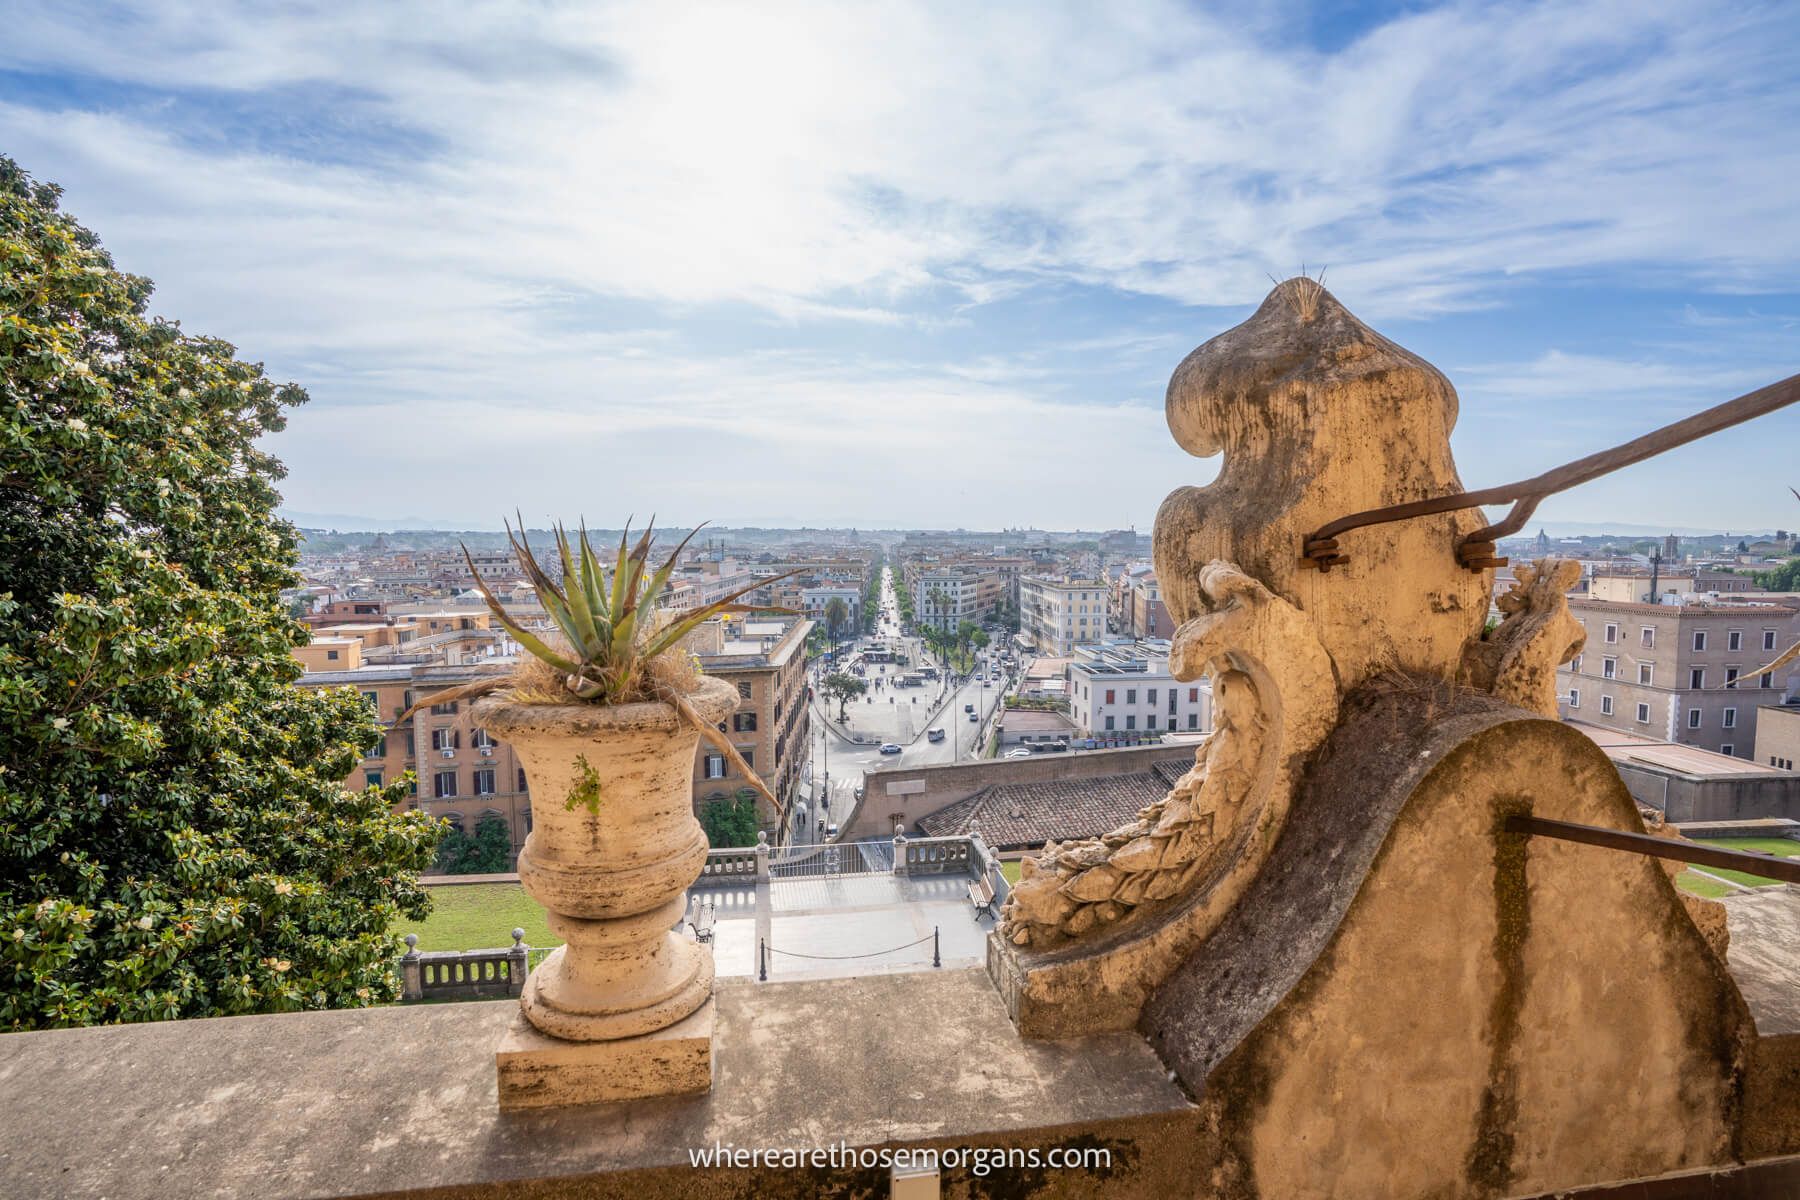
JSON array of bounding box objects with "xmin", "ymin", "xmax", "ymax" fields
[
  {"xmin": 688, "ymin": 616, "xmax": 814, "ymax": 829},
  {"xmin": 801, "ymin": 585, "xmax": 862, "ymax": 634},
  {"xmin": 907, "ymin": 568, "xmax": 1008, "ymax": 633},
  {"xmin": 1020, "ymin": 576, "xmax": 1109, "ymax": 657},
  {"xmin": 293, "ymin": 657, "xmax": 533, "ymax": 857},
  {"xmin": 1588, "ymin": 569, "xmax": 1759, "ymax": 604},
  {"xmin": 1067, "ymin": 641, "xmax": 1213, "ymax": 736},
  {"xmin": 1556, "ymin": 598, "xmax": 1800, "ymax": 758}
]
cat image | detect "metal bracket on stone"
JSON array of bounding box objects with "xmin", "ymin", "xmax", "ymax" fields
[{"xmin": 1301, "ymin": 372, "xmax": 1800, "ymax": 574}]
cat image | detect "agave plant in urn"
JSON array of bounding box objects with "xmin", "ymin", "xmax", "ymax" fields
[{"xmin": 407, "ymin": 517, "xmax": 795, "ymax": 1109}]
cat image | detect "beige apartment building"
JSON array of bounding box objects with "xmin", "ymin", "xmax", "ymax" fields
[
  {"xmin": 1587, "ymin": 569, "xmax": 1760, "ymax": 603},
  {"xmin": 1556, "ymin": 598, "xmax": 1800, "ymax": 758},
  {"xmin": 687, "ymin": 616, "xmax": 814, "ymax": 830},
  {"xmin": 1020, "ymin": 576, "xmax": 1109, "ymax": 657}
]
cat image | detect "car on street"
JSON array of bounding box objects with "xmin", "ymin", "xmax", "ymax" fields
[
  {"xmin": 927, "ymin": 728, "xmax": 945, "ymax": 742},
  {"xmin": 964, "ymin": 703, "xmax": 975, "ymax": 713},
  {"xmin": 879, "ymin": 742, "xmax": 903, "ymax": 754},
  {"xmin": 968, "ymin": 711, "xmax": 978, "ymax": 722}
]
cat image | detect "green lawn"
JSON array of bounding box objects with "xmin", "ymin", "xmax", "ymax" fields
[
  {"xmin": 1675, "ymin": 870, "xmax": 1735, "ymax": 899},
  {"xmin": 1000, "ymin": 860, "xmax": 1022, "ymax": 884},
  {"xmin": 1675, "ymin": 837, "xmax": 1800, "ymax": 892},
  {"xmin": 395, "ymin": 883, "xmax": 560, "ymax": 952}
]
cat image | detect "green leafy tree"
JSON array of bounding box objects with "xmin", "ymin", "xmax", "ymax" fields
[
  {"xmin": 699, "ymin": 791, "xmax": 760, "ymax": 847},
  {"xmin": 1757, "ymin": 558, "xmax": 1800, "ymax": 593},
  {"xmin": 433, "ymin": 815, "xmax": 513, "ymax": 875},
  {"xmin": 820, "ymin": 671, "xmax": 867, "ymax": 721},
  {"xmin": 0, "ymin": 158, "xmax": 442, "ymax": 1029}
]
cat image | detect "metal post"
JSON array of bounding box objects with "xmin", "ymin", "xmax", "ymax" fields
[
  {"xmin": 759, "ymin": 938, "xmax": 767, "ymax": 982},
  {"xmin": 932, "ymin": 926, "xmax": 941, "ymax": 968}
]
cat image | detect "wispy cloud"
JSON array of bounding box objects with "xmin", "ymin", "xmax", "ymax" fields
[{"xmin": 1, "ymin": 0, "xmax": 1796, "ymax": 528}]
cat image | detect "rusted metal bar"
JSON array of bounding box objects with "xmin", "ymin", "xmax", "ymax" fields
[
  {"xmin": 1505, "ymin": 815, "xmax": 1800, "ymax": 885},
  {"xmin": 1301, "ymin": 371, "xmax": 1800, "ymax": 572}
]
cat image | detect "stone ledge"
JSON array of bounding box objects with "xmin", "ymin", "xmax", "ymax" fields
[{"xmin": 0, "ymin": 968, "xmax": 1195, "ymax": 1199}]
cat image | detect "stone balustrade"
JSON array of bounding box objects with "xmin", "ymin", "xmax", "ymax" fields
[{"xmin": 400, "ymin": 929, "xmax": 530, "ymax": 1002}]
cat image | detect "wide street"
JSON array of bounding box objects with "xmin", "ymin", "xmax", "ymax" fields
[{"xmin": 789, "ymin": 564, "xmax": 1018, "ymax": 843}]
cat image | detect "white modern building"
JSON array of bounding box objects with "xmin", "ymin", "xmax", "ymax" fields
[
  {"xmin": 1020, "ymin": 576, "xmax": 1109, "ymax": 657},
  {"xmin": 1067, "ymin": 641, "xmax": 1213, "ymax": 737},
  {"xmin": 801, "ymin": 585, "xmax": 862, "ymax": 634},
  {"xmin": 914, "ymin": 569, "xmax": 992, "ymax": 633}
]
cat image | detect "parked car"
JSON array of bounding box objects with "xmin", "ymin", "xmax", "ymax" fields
[
  {"xmin": 879, "ymin": 743, "xmax": 903, "ymax": 754},
  {"xmin": 927, "ymin": 728, "xmax": 946, "ymax": 742},
  {"xmin": 1004, "ymin": 747, "xmax": 1034, "ymax": 759}
]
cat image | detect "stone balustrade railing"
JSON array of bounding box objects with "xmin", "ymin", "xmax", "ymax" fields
[
  {"xmin": 898, "ymin": 836, "xmax": 972, "ymax": 875},
  {"xmin": 400, "ymin": 930, "xmax": 530, "ymax": 1002}
]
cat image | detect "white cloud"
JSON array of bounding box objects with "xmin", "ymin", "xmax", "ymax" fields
[{"xmin": 1, "ymin": 0, "xmax": 1796, "ymax": 527}]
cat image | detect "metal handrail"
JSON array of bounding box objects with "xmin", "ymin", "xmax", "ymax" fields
[
  {"xmin": 1301, "ymin": 372, "xmax": 1800, "ymax": 573},
  {"xmin": 1506, "ymin": 815, "xmax": 1800, "ymax": 885}
]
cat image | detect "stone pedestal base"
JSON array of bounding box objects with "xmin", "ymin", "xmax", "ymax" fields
[{"xmin": 495, "ymin": 998, "xmax": 714, "ymax": 1111}]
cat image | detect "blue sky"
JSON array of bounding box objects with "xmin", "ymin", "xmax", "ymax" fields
[{"xmin": 2, "ymin": 0, "xmax": 1797, "ymax": 532}]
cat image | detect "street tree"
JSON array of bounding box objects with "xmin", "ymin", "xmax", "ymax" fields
[
  {"xmin": 0, "ymin": 158, "xmax": 442, "ymax": 1029},
  {"xmin": 820, "ymin": 672, "xmax": 868, "ymax": 721}
]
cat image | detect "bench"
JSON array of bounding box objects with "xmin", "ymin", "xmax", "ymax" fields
[
  {"xmin": 688, "ymin": 900, "xmax": 717, "ymax": 944},
  {"xmin": 968, "ymin": 875, "xmax": 995, "ymax": 913}
]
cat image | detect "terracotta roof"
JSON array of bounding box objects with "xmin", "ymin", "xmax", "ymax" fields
[{"xmin": 916, "ymin": 758, "xmax": 1191, "ymax": 849}]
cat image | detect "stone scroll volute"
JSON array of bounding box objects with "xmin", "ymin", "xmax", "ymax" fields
[{"xmin": 995, "ymin": 279, "xmax": 1548, "ymax": 1026}]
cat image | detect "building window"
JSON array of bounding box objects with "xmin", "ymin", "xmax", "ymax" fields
[
  {"xmin": 1600, "ymin": 695, "xmax": 1614, "ymax": 716},
  {"xmin": 1641, "ymin": 627, "xmax": 1654, "ymax": 648},
  {"xmin": 1571, "ymin": 654, "xmax": 1582, "ymax": 672},
  {"xmin": 1638, "ymin": 664, "xmax": 1652, "ymax": 685},
  {"xmin": 365, "ymin": 771, "xmax": 383, "ymax": 788},
  {"xmin": 1602, "ymin": 657, "xmax": 1617, "ymax": 679},
  {"xmin": 430, "ymin": 700, "xmax": 459, "ymax": 715},
  {"xmin": 1104, "ymin": 716, "xmax": 1115, "ymax": 731},
  {"xmin": 739, "ymin": 748, "xmax": 755, "ymax": 769},
  {"xmin": 1722, "ymin": 707, "xmax": 1736, "ymax": 728},
  {"xmin": 703, "ymin": 754, "xmax": 726, "ymax": 780},
  {"xmin": 518, "ymin": 767, "xmax": 529, "ymax": 792},
  {"xmin": 472, "ymin": 728, "xmax": 495, "ymax": 748},
  {"xmin": 361, "ymin": 690, "xmax": 378, "ymax": 708},
  {"xmin": 1568, "ymin": 688, "xmax": 1580, "ymax": 708},
  {"xmin": 431, "ymin": 728, "xmax": 459, "ymax": 751},
  {"xmin": 1635, "ymin": 703, "xmax": 1650, "ymax": 723},
  {"xmin": 434, "ymin": 771, "xmax": 457, "ymax": 798},
  {"xmin": 1125, "ymin": 715, "xmax": 1137, "ymax": 730},
  {"xmin": 1688, "ymin": 708, "xmax": 1703, "ymax": 729},
  {"xmin": 1604, "ymin": 623, "xmax": 1617, "ymax": 643},
  {"xmin": 325, "ymin": 649, "xmax": 339, "ymax": 661},
  {"xmin": 1693, "ymin": 631, "xmax": 1707, "ymax": 651},
  {"xmin": 736, "ymin": 681, "xmax": 753, "ymax": 700},
  {"xmin": 1188, "ymin": 712, "xmax": 1199, "ymax": 729},
  {"xmin": 441, "ymin": 811, "xmax": 465, "ymax": 834},
  {"xmin": 1728, "ymin": 631, "xmax": 1742, "ymax": 651},
  {"xmin": 1690, "ymin": 668, "xmax": 1705, "ymax": 689},
  {"xmin": 1125, "ymin": 689, "xmax": 1137, "ymax": 703},
  {"xmin": 1721, "ymin": 744, "xmax": 1734, "ymax": 757},
  {"xmin": 1762, "ymin": 673, "xmax": 1775, "ymax": 689},
  {"xmin": 1105, "ymin": 689, "xmax": 1115, "ymax": 704},
  {"xmin": 474, "ymin": 768, "xmax": 495, "ymax": 795},
  {"xmin": 1146, "ymin": 688, "xmax": 1157, "ymax": 704},
  {"xmin": 1766, "ymin": 630, "xmax": 1779, "ymax": 651},
  {"xmin": 733, "ymin": 712, "xmax": 758, "ymax": 733},
  {"xmin": 1188, "ymin": 687, "xmax": 1198, "ymax": 702},
  {"xmin": 1726, "ymin": 668, "xmax": 1740, "ymax": 689}
]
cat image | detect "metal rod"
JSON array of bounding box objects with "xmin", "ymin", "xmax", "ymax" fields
[
  {"xmin": 1301, "ymin": 372, "xmax": 1800, "ymax": 571},
  {"xmin": 1505, "ymin": 815, "xmax": 1800, "ymax": 885},
  {"xmin": 933, "ymin": 926, "xmax": 941, "ymax": 968},
  {"xmin": 759, "ymin": 938, "xmax": 767, "ymax": 982}
]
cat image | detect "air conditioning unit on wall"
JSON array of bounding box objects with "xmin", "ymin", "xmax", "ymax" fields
[{"xmin": 440, "ymin": 748, "xmax": 455, "ymax": 759}]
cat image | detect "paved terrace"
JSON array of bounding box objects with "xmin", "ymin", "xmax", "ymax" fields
[{"xmin": 692, "ymin": 835, "xmax": 1008, "ymax": 984}]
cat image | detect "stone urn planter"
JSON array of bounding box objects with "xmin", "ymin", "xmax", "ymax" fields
[{"xmin": 480, "ymin": 673, "xmax": 738, "ymax": 1108}]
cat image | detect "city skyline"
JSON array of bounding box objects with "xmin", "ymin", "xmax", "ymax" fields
[{"xmin": 3, "ymin": 2, "xmax": 1798, "ymax": 530}]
